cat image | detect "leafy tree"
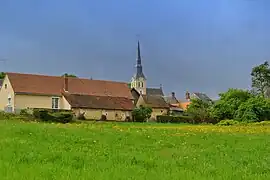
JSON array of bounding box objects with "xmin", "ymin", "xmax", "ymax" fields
[
  {"xmin": 0, "ymin": 72, "xmax": 5, "ymax": 79},
  {"xmin": 210, "ymin": 89, "xmax": 253, "ymax": 120},
  {"xmin": 235, "ymin": 96, "xmax": 270, "ymax": 122},
  {"xmin": 132, "ymin": 106, "xmax": 152, "ymax": 122},
  {"xmin": 62, "ymin": 73, "xmax": 77, "ymax": 78},
  {"xmin": 251, "ymin": 61, "xmax": 270, "ymax": 96},
  {"xmin": 186, "ymin": 98, "xmax": 213, "ymax": 123}
]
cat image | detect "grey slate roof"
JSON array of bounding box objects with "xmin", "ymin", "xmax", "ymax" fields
[
  {"xmin": 193, "ymin": 92, "xmax": 212, "ymax": 102},
  {"xmin": 146, "ymin": 88, "xmax": 164, "ymax": 96},
  {"xmin": 163, "ymin": 96, "xmax": 179, "ymax": 104},
  {"xmin": 142, "ymin": 94, "xmax": 169, "ymax": 108}
]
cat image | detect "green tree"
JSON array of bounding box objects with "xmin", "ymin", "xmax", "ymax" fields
[
  {"xmin": 186, "ymin": 98, "xmax": 213, "ymax": 123},
  {"xmin": 62, "ymin": 73, "xmax": 77, "ymax": 78},
  {"xmin": 235, "ymin": 96, "xmax": 270, "ymax": 122},
  {"xmin": 251, "ymin": 61, "xmax": 270, "ymax": 95},
  {"xmin": 132, "ymin": 106, "xmax": 152, "ymax": 122},
  {"xmin": 210, "ymin": 89, "xmax": 253, "ymax": 120},
  {"xmin": 0, "ymin": 72, "xmax": 5, "ymax": 79}
]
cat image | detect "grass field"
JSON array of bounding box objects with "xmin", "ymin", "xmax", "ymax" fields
[{"xmin": 0, "ymin": 120, "xmax": 270, "ymax": 180}]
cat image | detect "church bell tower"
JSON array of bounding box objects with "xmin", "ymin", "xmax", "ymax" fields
[{"xmin": 130, "ymin": 41, "xmax": 147, "ymax": 94}]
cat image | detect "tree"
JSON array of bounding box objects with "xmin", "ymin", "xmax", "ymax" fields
[
  {"xmin": 132, "ymin": 106, "xmax": 152, "ymax": 122},
  {"xmin": 210, "ymin": 89, "xmax": 253, "ymax": 120},
  {"xmin": 186, "ymin": 98, "xmax": 213, "ymax": 123},
  {"xmin": 236, "ymin": 96, "xmax": 270, "ymax": 122},
  {"xmin": 251, "ymin": 61, "xmax": 270, "ymax": 96},
  {"xmin": 62, "ymin": 73, "xmax": 77, "ymax": 78},
  {"xmin": 0, "ymin": 72, "xmax": 5, "ymax": 79}
]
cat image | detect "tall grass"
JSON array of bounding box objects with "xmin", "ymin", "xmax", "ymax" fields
[{"xmin": 0, "ymin": 120, "xmax": 270, "ymax": 179}]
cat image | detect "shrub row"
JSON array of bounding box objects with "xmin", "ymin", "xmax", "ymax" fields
[
  {"xmin": 156, "ymin": 115, "xmax": 193, "ymax": 124},
  {"xmin": 0, "ymin": 111, "xmax": 16, "ymax": 120},
  {"xmin": 33, "ymin": 109, "xmax": 74, "ymax": 123}
]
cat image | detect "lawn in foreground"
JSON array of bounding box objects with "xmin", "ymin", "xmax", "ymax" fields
[{"xmin": 0, "ymin": 121, "xmax": 270, "ymax": 180}]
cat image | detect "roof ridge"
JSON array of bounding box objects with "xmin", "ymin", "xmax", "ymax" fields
[{"xmin": 6, "ymin": 72, "xmax": 128, "ymax": 84}]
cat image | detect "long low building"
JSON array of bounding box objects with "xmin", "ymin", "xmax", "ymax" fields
[{"xmin": 0, "ymin": 72, "xmax": 134, "ymax": 121}]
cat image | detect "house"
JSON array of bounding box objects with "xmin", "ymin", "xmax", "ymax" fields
[
  {"xmin": 191, "ymin": 92, "xmax": 213, "ymax": 103},
  {"xmin": 175, "ymin": 91, "xmax": 213, "ymax": 111},
  {"xmin": 0, "ymin": 72, "xmax": 134, "ymax": 121},
  {"xmin": 164, "ymin": 92, "xmax": 184, "ymax": 115},
  {"xmin": 136, "ymin": 93, "xmax": 169, "ymax": 120},
  {"xmin": 131, "ymin": 87, "xmax": 169, "ymax": 120}
]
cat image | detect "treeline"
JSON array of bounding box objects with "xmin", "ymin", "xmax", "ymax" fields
[{"xmin": 186, "ymin": 61, "xmax": 270, "ymax": 123}]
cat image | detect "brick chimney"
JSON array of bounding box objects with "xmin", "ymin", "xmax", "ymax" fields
[
  {"xmin": 64, "ymin": 75, "xmax": 68, "ymax": 92},
  {"xmin": 185, "ymin": 91, "xmax": 190, "ymax": 101},
  {"xmin": 171, "ymin": 92, "xmax": 175, "ymax": 98}
]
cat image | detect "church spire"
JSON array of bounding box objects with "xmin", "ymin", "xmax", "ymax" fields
[
  {"xmin": 135, "ymin": 40, "xmax": 145, "ymax": 79},
  {"xmin": 137, "ymin": 41, "xmax": 141, "ymax": 65}
]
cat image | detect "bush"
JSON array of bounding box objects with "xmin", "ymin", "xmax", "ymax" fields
[
  {"xmin": 157, "ymin": 115, "xmax": 193, "ymax": 124},
  {"xmin": 217, "ymin": 120, "xmax": 239, "ymax": 126},
  {"xmin": 33, "ymin": 109, "xmax": 73, "ymax": 123},
  {"xmin": 235, "ymin": 96, "xmax": 270, "ymax": 122},
  {"xmin": 210, "ymin": 89, "xmax": 253, "ymax": 120},
  {"xmin": 0, "ymin": 111, "xmax": 16, "ymax": 120},
  {"xmin": 186, "ymin": 98, "xmax": 213, "ymax": 123},
  {"xmin": 132, "ymin": 106, "xmax": 152, "ymax": 122}
]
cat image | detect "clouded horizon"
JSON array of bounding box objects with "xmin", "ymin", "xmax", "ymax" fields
[{"xmin": 0, "ymin": 0, "xmax": 269, "ymax": 100}]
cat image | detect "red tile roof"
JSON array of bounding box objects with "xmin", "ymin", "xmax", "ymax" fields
[
  {"xmin": 6, "ymin": 72, "xmax": 133, "ymax": 99},
  {"xmin": 64, "ymin": 93, "xmax": 134, "ymax": 110}
]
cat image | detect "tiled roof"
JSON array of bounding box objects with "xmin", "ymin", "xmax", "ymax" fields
[
  {"xmin": 146, "ymin": 88, "xmax": 164, "ymax": 96},
  {"xmin": 64, "ymin": 93, "xmax": 134, "ymax": 110},
  {"xmin": 142, "ymin": 95, "xmax": 169, "ymax": 108},
  {"xmin": 6, "ymin": 72, "xmax": 133, "ymax": 99},
  {"xmin": 179, "ymin": 101, "xmax": 191, "ymax": 110}
]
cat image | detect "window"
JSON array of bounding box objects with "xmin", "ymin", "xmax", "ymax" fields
[
  {"xmin": 4, "ymin": 84, "xmax": 7, "ymax": 89},
  {"xmin": 141, "ymin": 82, "xmax": 143, "ymax": 87},
  {"xmin": 7, "ymin": 97, "xmax": 11, "ymax": 106},
  {"xmin": 52, "ymin": 97, "xmax": 59, "ymax": 109}
]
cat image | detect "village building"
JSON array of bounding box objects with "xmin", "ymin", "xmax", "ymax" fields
[
  {"xmin": 163, "ymin": 92, "xmax": 184, "ymax": 115},
  {"xmin": 0, "ymin": 72, "xmax": 134, "ymax": 121},
  {"xmin": 130, "ymin": 41, "xmax": 169, "ymax": 119}
]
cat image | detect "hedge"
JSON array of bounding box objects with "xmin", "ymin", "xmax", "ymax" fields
[
  {"xmin": 156, "ymin": 115, "xmax": 193, "ymax": 124},
  {"xmin": 33, "ymin": 109, "xmax": 74, "ymax": 123}
]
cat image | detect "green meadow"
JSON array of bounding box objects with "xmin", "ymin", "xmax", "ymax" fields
[{"xmin": 0, "ymin": 120, "xmax": 270, "ymax": 180}]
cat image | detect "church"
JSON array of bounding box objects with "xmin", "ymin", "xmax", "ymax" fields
[{"xmin": 130, "ymin": 41, "xmax": 170, "ymax": 120}]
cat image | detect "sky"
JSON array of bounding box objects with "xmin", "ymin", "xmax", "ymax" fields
[{"xmin": 0, "ymin": 0, "xmax": 270, "ymax": 100}]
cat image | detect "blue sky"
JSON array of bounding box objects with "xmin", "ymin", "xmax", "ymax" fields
[{"xmin": 0, "ymin": 0, "xmax": 269, "ymax": 99}]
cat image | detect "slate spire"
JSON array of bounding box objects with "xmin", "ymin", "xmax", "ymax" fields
[{"xmin": 135, "ymin": 40, "xmax": 145, "ymax": 79}]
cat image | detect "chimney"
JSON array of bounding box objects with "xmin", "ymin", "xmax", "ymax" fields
[
  {"xmin": 185, "ymin": 91, "xmax": 190, "ymax": 101},
  {"xmin": 171, "ymin": 92, "xmax": 175, "ymax": 98},
  {"xmin": 64, "ymin": 75, "xmax": 68, "ymax": 92}
]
